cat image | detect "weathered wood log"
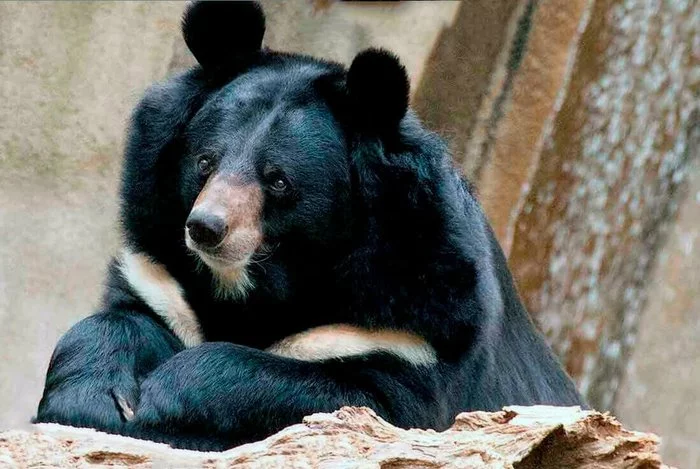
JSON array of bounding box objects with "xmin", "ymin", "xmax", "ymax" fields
[{"xmin": 0, "ymin": 406, "xmax": 671, "ymax": 468}]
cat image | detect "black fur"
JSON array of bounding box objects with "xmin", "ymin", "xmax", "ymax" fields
[
  {"xmin": 35, "ymin": 1, "xmax": 583, "ymax": 451},
  {"xmin": 182, "ymin": 1, "xmax": 265, "ymax": 72},
  {"xmin": 347, "ymin": 49, "xmax": 410, "ymax": 133}
]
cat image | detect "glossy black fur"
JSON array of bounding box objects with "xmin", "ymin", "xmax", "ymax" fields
[{"xmin": 35, "ymin": 2, "xmax": 583, "ymax": 451}]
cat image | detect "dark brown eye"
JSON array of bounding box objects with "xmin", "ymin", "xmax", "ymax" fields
[
  {"xmin": 271, "ymin": 178, "xmax": 288, "ymax": 192},
  {"xmin": 198, "ymin": 157, "xmax": 213, "ymax": 175}
]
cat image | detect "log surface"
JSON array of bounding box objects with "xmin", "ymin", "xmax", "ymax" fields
[{"xmin": 0, "ymin": 405, "xmax": 671, "ymax": 468}]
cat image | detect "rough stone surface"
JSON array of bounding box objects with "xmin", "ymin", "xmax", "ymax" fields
[
  {"xmin": 259, "ymin": 1, "xmax": 459, "ymax": 91},
  {"xmin": 616, "ymin": 154, "xmax": 700, "ymax": 468},
  {"xmin": 0, "ymin": 406, "xmax": 671, "ymax": 468},
  {"xmin": 412, "ymin": 0, "xmax": 523, "ymax": 177},
  {"xmin": 506, "ymin": 0, "xmax": 698, "ymax": 413},
  {"xmin": 413, "ymin": 2, "xmax": 699, "ymax": 465},
  {"xmin": 476, "ymin": 0, "xmax": 594, "ymax": 253}
]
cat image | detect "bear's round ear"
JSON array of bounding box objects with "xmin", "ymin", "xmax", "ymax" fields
[
  {"xmin": 347, "ymin": 49, "xmax": 409, "ymax": 133},
  {"xmin": 182, "ymin": 1, "xmax": 265, "ymax": 71}
]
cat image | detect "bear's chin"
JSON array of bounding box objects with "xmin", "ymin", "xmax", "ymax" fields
[{"xmin": 195, "ymin": 252, "xmax": 255, "ymax": 301}]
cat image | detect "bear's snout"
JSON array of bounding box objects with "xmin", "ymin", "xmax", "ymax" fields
[
  {"xmin": 185, "ymin": 174, "xmax": 263, "ymax": 269},
  {"xmin": 186, "ymin": 212, "xmax": 229, "ymax": 249}
]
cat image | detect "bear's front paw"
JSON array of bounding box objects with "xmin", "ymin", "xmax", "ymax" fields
[
  {"xmin": 125, "ymin": 344, "xmax": 249, "ymax": 450},
  {"xmin": 35, "ymin": 379, "xmax": 140, "ymax": 434},
  {"xmin": 127, "ymin": 391, "xmax": 235, "ymax": 451}
]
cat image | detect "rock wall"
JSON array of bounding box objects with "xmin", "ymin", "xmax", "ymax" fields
[{"xmin": 414, "ymin": 1, "xmax": 698, "ymax": 466}]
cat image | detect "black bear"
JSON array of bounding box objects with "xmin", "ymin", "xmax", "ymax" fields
[{"xmin": 35, "ymin": 1, "xmax": 583, "ymax": 451}]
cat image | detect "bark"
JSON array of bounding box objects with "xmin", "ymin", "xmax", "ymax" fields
[{"xmin": 0, "ymin": 406, "xmax": 671, "ymax": 468}]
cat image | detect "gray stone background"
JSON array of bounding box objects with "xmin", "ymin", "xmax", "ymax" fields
[{"xmin": 0, "ymin": 1, "xmax": 698, "ymax": 467}]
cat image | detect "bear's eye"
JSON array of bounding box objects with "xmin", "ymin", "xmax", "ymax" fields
[
  {"xmin": 270, "ymin": 178, "xmax": 288, "ymax": 192},
  {"xmin": 263, "ymin": 164, "xmax": 292, "ymax": 196},
  {"xmin": 197, "ymin": 157, "xmax": 214, "ymax": 176}
]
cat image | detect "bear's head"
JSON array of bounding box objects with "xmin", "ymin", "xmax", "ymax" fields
[{"xmin": 121, "ymin": 1, "xmax": 486, "ymax": 326}]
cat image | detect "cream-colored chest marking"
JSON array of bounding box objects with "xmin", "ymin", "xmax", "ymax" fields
[
  {"xmin": 119, "ymin": 249, "xmax": 204, "ymax": 347},
  {"xmin": 118, "ymin": 249, "xmax": 435, "ymax": 366},
  {"xmin": 267, "ymin": 324, "xmax": 438, "ymax": 366}
]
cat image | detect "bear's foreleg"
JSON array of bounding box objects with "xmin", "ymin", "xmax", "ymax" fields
[
  {"xmin": 35, "ymin": 311, "xmax": 183, "ymax": 433},
  {"xmin": 127, "ymin": 342, "xmax": 452, "ymax": 451}
]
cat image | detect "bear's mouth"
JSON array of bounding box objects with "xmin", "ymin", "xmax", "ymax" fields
[
  {"xmin": 189, "ymin": 247, "xmax": 251, "ymax": 271},
  {"xmin": 184, "ymin": 173, "xmax": 264, "ymax": 291},
  {"xmin": 185, "ymin": 229, "xmax": 257, "ymax": 299},
  {"xmin": 185, "ymin": 228, "xmax": 257, "ymax": 269}
]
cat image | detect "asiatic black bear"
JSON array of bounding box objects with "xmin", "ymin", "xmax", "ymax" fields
[{"xmin": 36, "ymin": 1, "xmax": 583, "ymax": 450}]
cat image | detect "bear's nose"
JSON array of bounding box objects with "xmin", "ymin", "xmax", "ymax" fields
[{"xmin": 186, "ymin": 212, "xmax": 229, "ymax": 249}]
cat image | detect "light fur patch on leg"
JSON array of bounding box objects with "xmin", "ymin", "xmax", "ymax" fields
[
  {"xmin": 119, "ymin": 248, "xmax": 204, "ymax": 347},
  {"xmin": 267, "ymin": 324, "xmax": 438, "ymax": 367}
]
